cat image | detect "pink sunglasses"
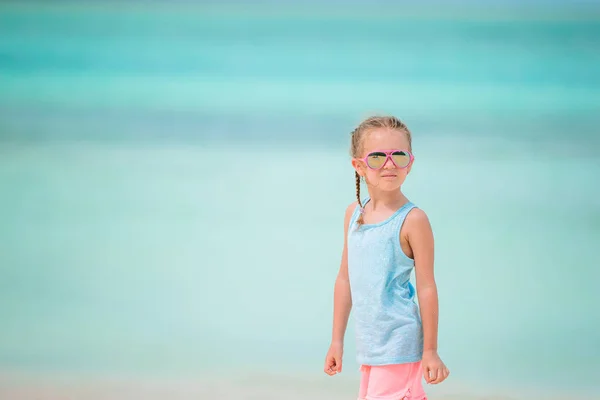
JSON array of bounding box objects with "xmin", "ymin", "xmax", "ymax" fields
[{"xmin": 359, "ymin": 150, "xmax": 413, "ymax": 170}]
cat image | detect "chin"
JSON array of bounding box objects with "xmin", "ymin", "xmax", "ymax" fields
[{"xmin": 379, "ymin": 182, "xmax": 403, "ymax": 191}]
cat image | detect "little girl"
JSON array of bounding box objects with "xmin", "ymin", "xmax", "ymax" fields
[{"xmin": 324, "ymin": 116, "xmax": 449, "ymax": 400}]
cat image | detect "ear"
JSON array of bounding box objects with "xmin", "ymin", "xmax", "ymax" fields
[{"xmin": 351, "ymin": 158, "xmax": 365, "ymax": 177}]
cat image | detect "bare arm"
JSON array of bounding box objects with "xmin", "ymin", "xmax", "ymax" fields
[
  {"xmin": 407, "ymin": 208, "xmax": 438, "ymax": 352},
  {"xmin": 331, "ymin": 202, "xmax": 355, "ymax": 344},
  {"xmin": 324, "ymin": 202, "xmax": 355, "ymax": 375},
  {"xmin": 406, "ymin": 208, "xmax": 449, "ymax": 384}
]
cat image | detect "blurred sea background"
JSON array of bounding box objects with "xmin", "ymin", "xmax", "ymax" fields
[{"xmin": 1, "ymin": 1, "xmax": 599, "ymax": 399}]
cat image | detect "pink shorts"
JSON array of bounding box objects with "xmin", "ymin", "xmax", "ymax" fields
[{"xmin": 358, "ymin": 362, "xmax": 427, "ymax": 400}]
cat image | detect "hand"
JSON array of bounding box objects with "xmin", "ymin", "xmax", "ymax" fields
[
  {"xmin": 422, "ymin": 350, "xmax": 449, "ymax": 384},
  {"xmin": 324, "ymin": 342, "xmax": 343, "ymax": 376}
]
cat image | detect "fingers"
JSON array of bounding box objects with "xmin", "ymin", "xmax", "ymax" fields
[
  {"xmin": 324, "ymin": 356, "xmax": 341, "ymax": 376},
  {"xmin": 430, "ymin": 367, "xmax": 450, "ymax": 384},
  {"xmin": 428, "ymin": 367, "xmax": 438, "ymax": 383},
  {"xmin": 423, "ymin": 364, "xmax": 450, "ymax": 385},
  {"xmin": 423, "ymin": 366, "xmax": 431, "ymax": 383},
  {"xmin": 430, "ymin": 368, "xmax": 443, "ymax": 384},
  {"xmin": 443, "ymin": 367, "xmax": 450, "ymax": 381},
  {"xmin": 324, "ymin": 358, "xmax": 335, "ymax": 376}
]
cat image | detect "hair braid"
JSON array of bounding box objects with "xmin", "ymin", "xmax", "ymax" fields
[{"xmin": 355, "ymin": 171, "xmax": 364, "ymax": 225}]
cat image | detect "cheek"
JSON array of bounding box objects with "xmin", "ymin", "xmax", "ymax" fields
[
  {"xmin": 398, "ymin": 169, "xmax": 410, "ymax": 180},
  {"xmin": 365, "ymin": 168, "xmax": 379, "ymax": 180}
]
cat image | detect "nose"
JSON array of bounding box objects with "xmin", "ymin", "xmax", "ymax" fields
[{"xmin": 382, "ymin": 156, "xmax": 395, "ymax": 169}]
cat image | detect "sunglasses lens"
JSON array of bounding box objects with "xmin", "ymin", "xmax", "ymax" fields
[
  {"xmin": 391, "ymin": 151, "xmax": 411, "ymax": 168},
  {"xmin": 366, "ymin": 152, "xmax": 387, "ymax": 169}
]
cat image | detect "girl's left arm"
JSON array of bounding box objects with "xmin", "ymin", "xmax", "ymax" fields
[{"xmin": 406, "ymin": 208, "xmax": 450, "ymax": 385}]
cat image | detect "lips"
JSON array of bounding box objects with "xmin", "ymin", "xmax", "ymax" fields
[{"xmin": 381, "ymin": 174, "xmax": 397, "ymax": 178}]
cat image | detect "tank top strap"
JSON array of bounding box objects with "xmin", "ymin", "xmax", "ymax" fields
[
  {"xmin": 390, "ymin": 201, "xmax": 418, "ymax": 236},
  {"xmin": 348, "ymin": 198, "xmax": 417, "ymax": 232}
]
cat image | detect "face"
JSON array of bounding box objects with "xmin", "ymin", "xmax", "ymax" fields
[{"xmin": 351, "ymin": 128, "xmax": 413, "ymax": 192}]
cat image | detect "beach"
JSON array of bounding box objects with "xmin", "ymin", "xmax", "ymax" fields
[
  {"xmin": 2, "ymin": 372, "xmax": 598, "ymax": 400},
  {"xmin": 1, "ymin": 143, "xmax": 598, "ymax": 399},
  {"xmin": 1, "ymin": 2, "xmax": 599, "ymax": 399}
]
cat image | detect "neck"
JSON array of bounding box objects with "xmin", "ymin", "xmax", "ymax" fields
[{"xmin": 365, "ymin": 187, "xmax": 408, "ymax": 210}]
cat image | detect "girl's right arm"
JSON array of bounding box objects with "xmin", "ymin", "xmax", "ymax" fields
[{"xmin": 324, "ymin": 202, "xmax": 355, "ymax": 376}]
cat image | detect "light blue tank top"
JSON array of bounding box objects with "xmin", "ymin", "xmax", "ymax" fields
[{"xmin": 347, "ymin": 198, "xmax": 424, "ymax": 366}]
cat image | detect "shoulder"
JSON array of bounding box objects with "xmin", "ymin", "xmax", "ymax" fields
[
  {"xmin": 344, "ymin": 201, "xmax": 358, "ymax": 226},
  {"xmin": 345, "ymin": 201, "xmax": 358, "ymax": 219},
  {"xmin": 404, "ymin": 206, "xmax": 433, "ymax": 234},
  {"xmin": 405, "ymin": 206, "xmax": 430, "ymax": 224}
]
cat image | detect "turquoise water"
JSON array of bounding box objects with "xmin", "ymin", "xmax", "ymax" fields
[{"xmin": 1, "ymin": 2, "xmax": 599, "ymax": 398}]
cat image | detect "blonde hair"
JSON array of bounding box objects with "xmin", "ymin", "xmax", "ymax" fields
[{"xmin": 350, "ymin": 115, "xmax": 412, "ymax": 225}]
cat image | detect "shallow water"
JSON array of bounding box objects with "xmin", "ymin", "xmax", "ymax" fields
[{"xmin": 1, "ymin": 2, "xmax": 599, "ymax": 398}]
